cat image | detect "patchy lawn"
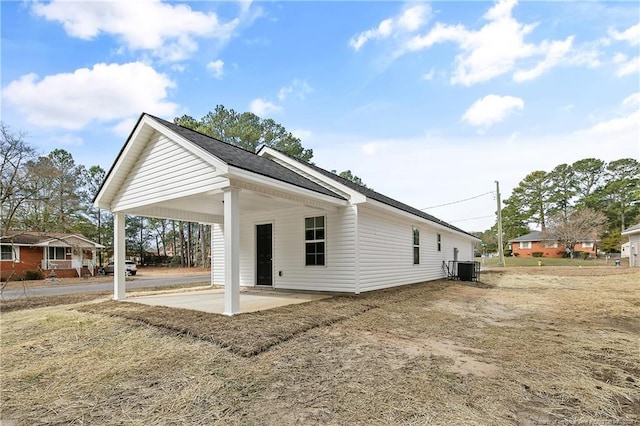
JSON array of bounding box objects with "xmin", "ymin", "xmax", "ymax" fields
[{"xmin": 1, "ymin": 268, "xmax": 638, "ymax": 425}]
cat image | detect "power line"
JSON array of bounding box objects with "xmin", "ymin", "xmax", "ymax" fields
[
  {"xmin": 420, "ymin": 191, "xmax": 494, "ymax": 210},
  {"xmin": 449, "ymin": 214, "xmax": 495, "ymax": 223}
]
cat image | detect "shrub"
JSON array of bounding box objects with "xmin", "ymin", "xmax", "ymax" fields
[
  {"xmin": 532, "ymin": 252, "xmax": 544, "ymax": 258},
  {"xmin": 504, "ymin": 250, "xmax": 512, "ymax": 257},
  {"xmin": 513, "ymin": 252, "xmax": 520, "ymax": 257},
  {"xmin": 24, "ymin": 270, "xmax": 44, "ymax": 280},
  {"xmin": 580, "ymin": 251, "xmax": 590, "ymax": 260}
]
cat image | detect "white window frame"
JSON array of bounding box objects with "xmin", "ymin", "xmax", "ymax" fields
[
  {"xmin": 582, "ymin": 242, "xmax": 594, "ymax": 248},
  {"xmin": 304, "ymin": 215, "xmax": 326, "ymax": 266},
  {"xmin": 437, "ymin": 233, "xmax": 441, "ymax": 252},
  {"xmin": 544, "ymin": 241, "xmax": 558, "ymax": 248},
  {"xmin": 1, "ymin": 245, "xmax": 19, "ymax": 262},
  {"xmin": 520, "ymin": 241, "xmax": 532, "ymax": 249},
  {"xmin": 48, "ymin": 246, "xmax": 66, "ymax": 260},
  {"xmin": 412, "ymin": 227, "xmax": 420, "ymax": 265}
]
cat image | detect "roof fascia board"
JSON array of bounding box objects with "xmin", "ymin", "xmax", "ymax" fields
[
  {"xmin": 227, "ymin": 165, "xmax": 349, "ymax": 207},
  {"xmin": 121, "ymin": 206, "xmax": 223, "ymax": 224},
  {"xmin": 366, "ymin": 199, "xmax": 481, "ymax": 241},
  {"xmin": 112, "ymin": 180, "xmax": 230, "ymax": 213},
  {"xmin": 257, "ymin": 147, "xmax": 366, "ymax": 203}
]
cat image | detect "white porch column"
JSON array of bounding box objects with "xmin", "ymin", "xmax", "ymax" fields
[
  {"xmin": 223, "ymin": 188, "xmax": 240, "ymax": 315},
  {"xmin": 113, "ymin": 212, "xmax": 126, "ymax": 300},
  {"xmin": 210, "ymin": 225, "xmax": 215, "ymax": 287}
]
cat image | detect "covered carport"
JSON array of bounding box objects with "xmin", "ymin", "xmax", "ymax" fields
[{"xmin": 94, "ymin": 113, "xmax": 346, "ymax": 315}]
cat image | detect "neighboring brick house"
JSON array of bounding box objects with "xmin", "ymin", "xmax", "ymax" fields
[
  {"xmin": 1, "ymin": 231, "xmax": 104, "ymax": 280},
  {"xmin": 508, "ymin": 231, "xmax": 598, "ymax": 258}
]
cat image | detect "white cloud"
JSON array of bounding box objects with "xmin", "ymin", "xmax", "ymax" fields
[
  {"xmin": 277, "ymin": 79, "xmax": 313, "ymax": 101},
  {"xmin": 405, "ymin": 0, "xmax": 576, "ymax": 85},
  {"xmin": 291, "ymin": 129, "xmax": 312, "ymax": 140},
  {"xmin": 113, "ymin": 117, "xmax": 139, "ymax": 138},
  {"xmin": 462, "ymin": 95, "xmax": 524, "ymax": 128},
  {"xmin": 350, "ymin": 3, "xmax": 430, "ymax": 51},
  {"xmin": 361, "ymin": 142, "xmax": 387, "ymax": 156},
  {"xmin": 513, "ymin": 37, "xmax": 574, "ymax": 82},
  {"xmin": 609, "ymin": 22, "xmax": 640, "ymax": 46},
  {"xmin": 615, "ymin": 55, "xmax": 640, "ymax": 77},
  {"xmin": 249, "ymin": 98, "xmax": 282, "ymax": 116},
  {"xmin": 207, "ymin": 59, "xmax": 224, "ymax": 79},
  {"xmin": 2, "ymin": 62, "xmax": 177, "ymax": 130},
  {"xmin": 587, "ymin": 92, "xmax": 640, "ymax": 135},
  {"xmin": 422, "ymin": 68, "xmax": 435, "ymax": 81},
  {"xmin": 32, "ymin": 0, "xmax": 240, "ymax": 62}
]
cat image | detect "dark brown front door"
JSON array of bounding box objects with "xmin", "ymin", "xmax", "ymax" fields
[{"xmin": 256, "ymin": 224, "xmax": 273, "ymax": 286}]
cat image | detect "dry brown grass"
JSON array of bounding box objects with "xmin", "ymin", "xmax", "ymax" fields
[{"xmin": 1, "ymin": 268, "xmax": 638, "ymax": 425}]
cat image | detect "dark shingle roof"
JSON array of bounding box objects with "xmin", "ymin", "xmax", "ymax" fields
[
  {"xmin": 508, "ymin": 231, "xmax": 543, "ymax": 243},
  {"xmin": 148, "ymin": 115, "xmax": 344, "ymax": 200},
  {"xmin": 0, "ymin": 231, "xmax": 100, "ymax": 247}
]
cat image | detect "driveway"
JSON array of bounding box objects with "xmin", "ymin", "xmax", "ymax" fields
[{"xmin": 1, "ymin": 274, "xmax": 211, "ymax": 300}]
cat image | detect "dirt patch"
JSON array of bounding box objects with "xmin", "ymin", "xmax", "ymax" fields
[
  {"xmin": 77, "ymin": 296, "xmax": 378, "ymax": 357},
  {"xmin": 2, "ymin": 268, "xmax": 639, "ymax": 425}
]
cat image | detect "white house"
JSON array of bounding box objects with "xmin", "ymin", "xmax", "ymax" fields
[
  {"xmin": 621, "ymin": 242, "xmax": 630, "ymax": 258},
  {"xmin": 621, "ymin": 223, "xmax": 640, "ymax": 267},
  {"xmin": 94, "ymin": 113, "xmax": 480, "ymax": 315}
]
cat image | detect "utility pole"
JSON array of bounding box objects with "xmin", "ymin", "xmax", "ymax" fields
[{"xmin": 496, "ymin": 180, "xmax": 505, "ymax": 267}]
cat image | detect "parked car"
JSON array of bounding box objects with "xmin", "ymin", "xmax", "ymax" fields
[{"xmin": 101, "ymin": 260, "xmax": 137, "ymax": 275}]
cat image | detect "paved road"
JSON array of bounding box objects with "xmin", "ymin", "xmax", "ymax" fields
[{"xmin": 1, "ymin": 274, "xmax": 211, "ymax": 300}]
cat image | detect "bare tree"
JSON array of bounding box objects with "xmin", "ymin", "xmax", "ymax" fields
[
  {"xmin": 542, "ymin": 207, "xmax": 607, "ymax": 258},
  {"xmin": 0, "ymin": 123, "xmax": 37, "ymax": 234}
]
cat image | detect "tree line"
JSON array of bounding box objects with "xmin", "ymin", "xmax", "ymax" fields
[{"xmin": 476, "ymin": 157, "xmax": 640, "ymax": 254}]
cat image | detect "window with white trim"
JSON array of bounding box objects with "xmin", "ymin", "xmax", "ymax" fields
[
  {"xmin": 520, "ymin": 241, "xmax": 532, "ymax": 249},
  {"xmin": 437, "ymin": 233, "xmax": 441, "ymax": 252},
  {"xmin": 582, "ymin": 242, "xmax": 594, "ymax": 248},
  {"xmin": 1, "ymin": 245, "xmax": 14, "ymax": 261},
  {"xmin": 305, "ymin": 216, "xmax": 325, "ymax": 266},
  {"xmin": 48, "ymin": 247, "xmax": 66, "ymax": 260},
  {"xmin": 544, "ymin": 241, "xmax": 558, "ymax": 248},
  {"xmin": 412, "ymin": 227, "xmax": 420, "ymax": 264}
]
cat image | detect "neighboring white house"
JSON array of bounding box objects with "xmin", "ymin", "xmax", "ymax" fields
[
  {"xmin": 621, "ymin": 223, "xmax": 640, "ymax": 267},
  {"xmin": 621, "ymin": 242, "xmax": 630, "ymax": 258},
  {"xmin": 94, "ymin": 113, "xmax": 480, "ymax": 315}
]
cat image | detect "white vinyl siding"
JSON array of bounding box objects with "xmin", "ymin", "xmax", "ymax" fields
[
  {"xmin": 112, "ymin": 134, "xmax": 222, "ymax": 210},
  {"xmin": 213, "ymin": 205, "xmax": 357, "ymax": 292},
  {"xmin": 357, "ymin": 205, "xmax": 474, "ymax": 292}
]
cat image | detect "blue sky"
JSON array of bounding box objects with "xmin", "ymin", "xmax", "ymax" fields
[{"xmin": 2, "ymin": 0, "xmax": 638, "ymax": 232}]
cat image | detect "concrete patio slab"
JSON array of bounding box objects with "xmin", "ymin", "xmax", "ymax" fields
[{"xmin": 125, "ymin": 288, "xmax": 331, "ymax": 314}]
